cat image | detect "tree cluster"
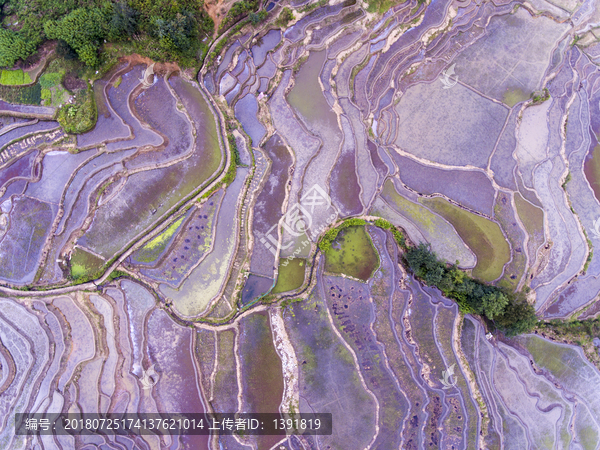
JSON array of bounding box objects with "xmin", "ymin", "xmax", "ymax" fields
[
  {"xmin": 220, "ymin": 0, "xmax": 259, "ymax": 30},
  {"xmin": 405, "ymin": 243, "xmax": 537, "ymax": 335},
  {"xmin": 0, "ymin": 0, "xmax": 215, "ymax": 68}
]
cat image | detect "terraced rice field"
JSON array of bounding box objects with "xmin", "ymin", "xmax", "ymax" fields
[
  {"xmin": 2, "ymin": 0, "xmax": 600, "ymax": 448},
  {"xmin": 273, "ymin": 257, "xmax": 306, "ymax": 293},
  {"xmin": 422, "ymin": 197, "xmax": 511, "ymax": 281},
  {"xmin": 324, "ymin": 225, "xmax": 379, "ymax": 281}
]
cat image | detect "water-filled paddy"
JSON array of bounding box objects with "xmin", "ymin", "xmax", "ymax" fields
[
  {"xmin": 169, "ymin": 76, "xmax": 222, "ymax": 180},
  {"xmin": 69, "ymin": 247, "xmax": 104, "ymax": 279},
  {"xmin": 240, "ymin": 274, "xmax": 273, "ymax": 305},
  {"xmin": 324, "ymin": 225, "xmax": 378, "ymax": 281},
  {"xmin": 238, "ymin": 311, "xmax": 284, "ymax": 449},
  {"xmin": 251, "ymin": 29, "xmax": 281, "ymax": 66},
  {"xmin": 422, "ymin": 197, "xmax": 510, "ymax": 281},
  {"xmin": 584, "ymin": 144, "xmax": 600, "ymax": 203},
  {"xmin": 379, "ymin": 179, "xmax": 476, "ymax": 267},
  {"xmin": 273, "ymin": 258, "xmax": 306, "ymax": 293},
  {"xmin": 0, "ymin": 195, "xmax": 53, "ymax": 283},
  {"xmin": 394, "ymin": 81, "xmax": 508, "ymax": 169},
  {"xmin": 287, "ymin": 50, "xmax": 338, "ymax": 129},
  {"xmin": 234, "ymin": 94, "xmax": 266, "ymax": 146},
  {"xmin": 131, "ymin": 214, "xmax": 188, "ymax": 265},
  {"xmin": 283, "ymin": 285, "xmax": 377, "ymax": 449},
  {"xmin": 160, "ymin": 168, "xmax": 248, "ymax": 317}
]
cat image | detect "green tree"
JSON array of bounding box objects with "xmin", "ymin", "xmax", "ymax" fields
[
  {"xmin": 152, "ymin": 11, "xmax": 198, "ymax": 56},
  {"xmin": 404, "ymin": 242, "xmax": 538, "ymax": 334},
  {"xmin": 249, "ymin": 10, "xmax": 267, "ymax": 25},
  {"xmin": 109, "ymin": 2, "xmax": 139, "ymax": 40},
  {"xmin": 482, "ymin": 291, "xmax": 509, "ymax": 320},
  {"xmin": 276, "ymin": 7, "xmax": 294, "ymax": 27},
  {"xmin": 44, "ymin": 7, "xmax": 111, "ymax": 68},
  {"xmin": 495, "ymin": 300, "xmax": 537, "ymax": 336},
  {"xmin": 0, "ymin": 29, "xmax": 36, "ymax": 67},
  {"xmin": 405, "ymin": 242, "xmax": 444, "ymax": 283}
]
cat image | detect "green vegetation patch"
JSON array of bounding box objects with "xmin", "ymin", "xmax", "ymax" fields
[
  {"xmin": 0, "ymin": 69, "xmax": 33, "ymax": 86},
  {"xmin": 57, "ymin": 85, "xmax": 97, "ymax": 134},
  {"xmin": 38, "ymin": 70, "xmax": 70, "ymax": 107},
  {"xmin": 299, "ymin": 0, "xmax": 327, "ymax": 13},
  {"xmin": 520, "ymin": 334, "xmax": 574, "ymax": 375},
  {"xmin": 405, "ymin": 243, "xmax": 537, "ymax": 335},
  {"xmin": 276, "ymin": 7, "xmax": 295, "ymax": 28},
  {"xmin": 373, "ymin": 217, "xmax": 406, "ymax": 249},
  {"xmin": 1, "ymin": 0, "xmax": 213, "ymax": 71},
  {"xmin": 367, "ymin": 0, "xmax": 405, "ymax": 14},
  {"xmin": 514, "ymin": 193, "xmax": 544, "ymax": 242},
  {"xmin": 534, "ymin": 318, "xmax": 600, "ymax": 370},
  {"xmin": 39, "ymin": 72, "xmax": 63, "ymax": 89},
  {"xmin": 531, "ymin": 88, "xmax": 550, "ymax": 105},
  {"xmin": 502, "ymin": 87, "xmax": 528, "ymax": 107},
  {"xmin": 382, "ymin": 180, "xmax": 438, "ymax": 233},
  {"xmin": 0, "ymin": 82, "xmax": 42, "ymax": 105},
  {"xmin": 220, "ymin": 0, "xmax": 259, "ymax": 31},
  {"xmin": 324, "ymin": 225, "xmax": 379, "ymax": 281},
  {"xmin": 273, "ymin": 258, "xmax": 306, "ymax": 293},
  {"xmin": 70, "ymin": 247, "xmax": 104, "ymax": 280},
  {"xmin": 422, "ymin": 197, "xmax": 510, "ymax": 282},
  {"xmin": 135, "ymin": 216, "xmax": 186, "ymax": 263},
  {"xmin": 319, "ymin": 217, "xmax": 366, "ymax": 252}
]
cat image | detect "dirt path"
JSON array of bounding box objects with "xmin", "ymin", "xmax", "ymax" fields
[{"xmin": 204, "ymin": 0, "xmax": 240, "ymax": 33}]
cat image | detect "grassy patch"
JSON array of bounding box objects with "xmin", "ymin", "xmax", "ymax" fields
[
  {"xmin": 219, "ymin": 0, "xmax": 259, "ymax": 32},
  {"xmin": 135, "ymin": 215, "xmax": 186, "ymax": 263},
  {"xmin": 70, "ymin": 247, "xmax": 104, "ymax": 280},
  {"xmin": 318, "ymin": 217, "xmax": 366, "ymax": 252},
  {"xmin": 299, "ymin": 0, "xmax": 328, "ymax": 13},
  {"xmin": 381, "ymin": 179, "xmax": 439, "ymax": 233},
  {"xmin": 57, "ymin": 85, "xmax": 97, "ymax": 134},
  {"xmin": 561, "ymin": 171, "xmax": 572, "ymax": 189},
  {"xmin": 0, "ymin": 69, "xmax": 33, "ymax": 86},
  {"xmin": 534, "ymin": 318, "xmax": 600, "ymax": 370},
  {"xmin": 324, "ymin": 225, "xmax": 379, "ymax": 281},
  {"xmin": 0, "ymin": 82, "xmax": 42, "ymax": 105},
  {"xmin": 367, "ymin": 0, "xmax": 404, "ymax": 14},
  {"xmin": 38, "ymin": 70, "xmax": 70, "ymax": 107},
  {"xmin": 373, "ymin": 217, "xmax": 406, "ymax": 249},
  {"xmin": 514, "ymin": 193, "xmax": 544, "ymax": 243},
  {"xmin": 531, "ymin": 87, "xmax": 550, "ymax": 104},
  {"xmin": 273, "ymin": 258, "xmax": 305, "ymax": 293},
  {"xmin": 502, "ymin": 87, "xmax": 528, "ymax": 107},
  {"xmin": 521, "ymin": 334, "xmax": 574, "ymax": 375},
  {"xmin": 227, "ymin": 133, "xmax": 242, "ymax": 165},
  {"xmin": 422, "ymin": 197, "xmax": 510, "ymax": 282}
]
